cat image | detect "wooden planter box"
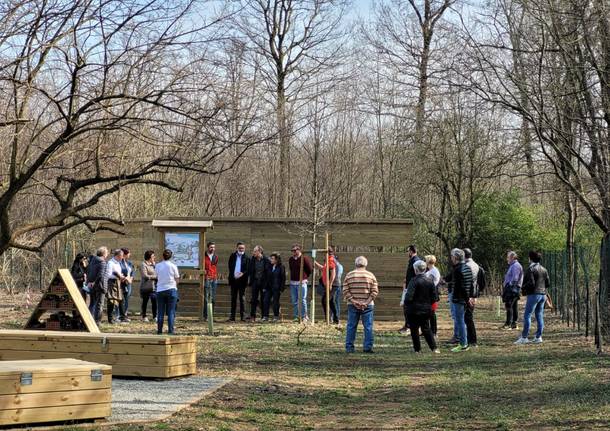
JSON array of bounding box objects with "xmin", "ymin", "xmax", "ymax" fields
[
  {"xmin": 0, "ymin": 358, "xmax": 111, "ymax": 427},
  {"xmin": 0, "ymin": 330, "xmax": 197, "ymax": 379}
]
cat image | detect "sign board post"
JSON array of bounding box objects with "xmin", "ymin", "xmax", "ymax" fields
[{"xmin": 152, "ymin": 220, "xmax": 213, "ymax": 333}]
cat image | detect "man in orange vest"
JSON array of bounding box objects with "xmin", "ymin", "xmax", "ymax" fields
[{"xmin": 204, "ymin": 241, "xmax": 219, "ymax": 321}]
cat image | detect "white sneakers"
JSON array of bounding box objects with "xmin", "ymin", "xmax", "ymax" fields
[{"xmin": 515, "ymin": 336, "xmax": 543, "ymax": 345}]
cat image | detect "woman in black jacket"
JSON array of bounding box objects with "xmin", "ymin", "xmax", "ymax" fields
[
  {"xmin": 405, "ymin": 260, "xmax": 439, "ymax": 353},
  {"xmin": 269, "ymin": 253, "xmax": 286, "ymax": 322},
  {"xmin": 70, "ymin": 253, "xmax": 89, "ymax": 300}
]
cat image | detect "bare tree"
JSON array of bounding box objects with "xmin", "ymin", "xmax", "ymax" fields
[
  {"xmin": 235, "ymin": 0, "xmax": 349, "ymax": 216},
  {"xmin": 0, "ymin": 0, "xmax": 264, "ymax": 257},
  {"xmin": 364, "ymin": 0, "xmax": 455, "ymax": 148},
  {"xmin": 460, "ymin": 0, "xmax": 610, "ymax": 338}
]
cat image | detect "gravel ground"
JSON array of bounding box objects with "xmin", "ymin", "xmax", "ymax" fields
[{"xmin": 109, "ymin": 376, "xmax": 230, "ymax": 424}]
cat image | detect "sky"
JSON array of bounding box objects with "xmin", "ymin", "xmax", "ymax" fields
[{"xmin": 350, "ymin": 0, "xmax": 374, "ymax": 19}]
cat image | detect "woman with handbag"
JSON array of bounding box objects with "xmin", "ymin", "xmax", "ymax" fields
[{"xmin": 514, "ymin": 251, "xmax": 550, "ymax": 345}]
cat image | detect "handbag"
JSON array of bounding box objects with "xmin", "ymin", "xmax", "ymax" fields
[{"xmin": 544, "ymin": 293, "xmax": 554, "ymax": 310}]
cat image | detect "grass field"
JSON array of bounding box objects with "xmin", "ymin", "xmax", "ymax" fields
[{"xmin": 3, "ymin": 298, "xmax": 610, "ymax": 430}]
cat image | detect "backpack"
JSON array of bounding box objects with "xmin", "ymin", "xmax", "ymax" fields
[{"xmin": 476, "ymin": 266, "xmax": 487, "ymax": 296}]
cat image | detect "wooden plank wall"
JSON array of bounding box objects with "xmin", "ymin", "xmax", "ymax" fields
[
  {"xmin": 92, "ymin": 218, "xmax": 413, "ymax": 320},
  {"xmin": 174, "ymin": 281, "xmax": 405, "ymax": 321}
]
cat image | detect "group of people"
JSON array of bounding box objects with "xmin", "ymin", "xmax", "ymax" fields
[
  {"xmin": 218, "ymin": 242, "xmax": 343, "ymax": 323},
  {"xmin": 370, "ymin": 246, "xmax": 550, "ymax": 355},
  {"xmin": 71, "ymin": 247, "xmax": 180, "ymax": 335},
  {"xmin": 69, "ymin": 240, "xmax": 550, "ymax": 351},
  {"xmin": 394, "ymin": 246, "xmax": 485, "ymax": 354},
  {"xmin": 501, "ymin": 250, "xmax": 551, "ymax": 345}
]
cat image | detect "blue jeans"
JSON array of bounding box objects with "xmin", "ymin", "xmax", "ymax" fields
[
  {"xmin": 453, "ymin": 302, "xmax": 468, "ymax": 347},
  {"xmin": 333, "ymin": 284, "xmax": 342, "ymax": 319},
  {"xmin": 203, "ymin": 280, "xmax": 218, "ymax": 319},
  {"xmin": 345, "ymin": 304, "xmax": 374, "ymax": 352},
  {"xmin": 522, "ymin": 294, "xmax": 546, "ymax": 338},
  {"xmin": 290, "ymin": 281, "xmax": 308, "ymax": 319},
  {"xmin": 120, "ymin": 283, "xmax": 132, "ymax": 317},
  {"xmin": 156, "ymin": 289, "xmax": 178, "ymax": 334},
  {"xmin": 89, "ymin": 288, "xmax": 105, "ymax": 324}
]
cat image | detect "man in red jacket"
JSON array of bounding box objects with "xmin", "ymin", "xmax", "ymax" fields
[{"xmin": 204, "ymin": 241, "xmax": 219, "ymax": 321}]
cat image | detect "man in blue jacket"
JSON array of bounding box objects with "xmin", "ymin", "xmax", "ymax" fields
[{"xmin": 502, "ymin": 251, "xmax": 523, "ymax": 330}]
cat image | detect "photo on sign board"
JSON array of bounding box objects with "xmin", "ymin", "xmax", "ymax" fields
[{"xmin": 164, "ymin": 232, "xmax": 199, "ymax": 268}]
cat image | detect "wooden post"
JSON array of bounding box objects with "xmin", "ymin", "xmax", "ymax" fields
[
  {"xmin": 310, "ymin": 249, "xmax": 315, "ymax": 325},
  {"xmin": 325, "ymin": 232, "xmax": 330, "ymax": 325},
  {"xmin": 298, "ymin": 248, "xmax": 304, "ymax": 324},
  {"xmin": 201, "ymin": 230, "xmax": 214, "ymax": 334}
]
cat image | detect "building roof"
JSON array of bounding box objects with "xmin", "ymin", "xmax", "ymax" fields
[{"xmin": 152, "ymin": 220, "xmax": 213, "ymax": 229}]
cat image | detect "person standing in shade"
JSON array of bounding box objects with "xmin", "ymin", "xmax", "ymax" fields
[
  {"xmin": 399, "ymin": 245, "xmax": 422, "ymax": 334},
  {"xmin": 228, "ymin": 242, "xmax": 250, "ymax": 322},
  {"xmin": 464, "ymin": 248, "xmax": 480, "ymax": 347},
  {"xmin": 424, "ymin": 255, "xmax": 441, "ymax": 336},
  {"xmin": 119, "ymin": 248, "xmax": 135, "ymax": 321},
  {"xmin": 515, "ymin": 251, "xmax": 550, "ymax": 345},
  {"xmin": 502, "ymin": 251, "xmax": 523, "ymax": 330},
  {"xmin": 448, "ymin": 248, "xmax": 473, "ymax": 353},
  {"xmin": 288, "ymin": 243, "xmax": 313, "ymax": 322},
  {"xmin": 269, "ymin": 252, "xmax": 286, "ymax": 322},
  {"xmin": 203, "ymin": 242, "xmax": 219, "ymax": 322},
  {"xmin": 140, "ymin": 250, "xmax": 157, "ymax": 322},
  {"xmin": 70, "ymin": 253, "xmax": 89, "ymax": 301},
  {"xmin": 155, "ymin": 249, "xmax": 180, "ymax": 335},
  {"xmin": 248, "ymin": 245, "xmax": 272, "ymax": 322},
  {"xmin": 87, "ymin": 247, "xmax": 109, "ymax": 325},
  {"xmin": 333, "ymin": 254, "xmax": 344, "ymax": 322},
  {"xmin": 315, "ymin": 246, "xmax": 338, "ymax": 324},
  {"xmin": 405, "ymin": 260, "xmax": 440, "ymax": 353},
  {"xmin": 343, "ymin": 256, "xmax": 379, "ymax": 353},
  {"xmin": 105, "ymin": 249, "xmax": 128, "ymax": 324}
]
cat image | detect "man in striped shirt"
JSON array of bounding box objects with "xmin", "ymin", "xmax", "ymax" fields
[{"xmin": 343, "ymin": 256, "xmax": 379, "ymax": 353}]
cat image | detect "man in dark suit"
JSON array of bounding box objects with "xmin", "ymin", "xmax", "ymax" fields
[
  {"xmin": 247, "ymin": 245, "xmax": 273, "ymax": 322},
  {"xmin": 228, "ymin": 242, "xmax": 250, "ymax": 321}
]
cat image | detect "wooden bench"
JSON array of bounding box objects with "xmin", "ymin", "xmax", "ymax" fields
[
  {"xmin": 0, "ymin": 358, "xmax": 111, "ymax": 426},
  {"xmin": 0, "ymin": 330, "xmax": 197, "ymax": 379}
]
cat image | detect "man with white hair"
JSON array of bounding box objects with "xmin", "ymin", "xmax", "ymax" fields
[
  {"xmin": 448, "ymin": 248, "xmax": 473, "ymax": 353},
  {"xmin": 106, "ymin": 248, "xmax": 128, "ymax": 324},
  {"xmin": 464, "ymin": 248, "xmax": 480, "ymax": 347},
  {"xmin": 404, "ymin": 260, "xmax": 439, "ymax": 353},
  {"xmin": 247, "ymin": 245, "xmax": 272, "ymax": 322},
  {"xmin": 502, "ymin": 251, "xmax": 523, "ymax": 330},
  {"xmin": 343, "ymin": 256, "xmax": 379, "ymax": 353}
]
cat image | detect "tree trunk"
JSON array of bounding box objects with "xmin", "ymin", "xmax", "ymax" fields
[
  {"xmin": 566, "ymin": 191, "xmax": 577, "ymax": 327},
  {"xmin": 600, "ymin": 232, "xmax": 610, "ymax": 343},
  {"xmin": 414, "ymin": 32, "xmax": 431, "ymax": 148},
  {"xmin": 521, "ymin": 119, "xmax": 537, "ymax": 202},
  {"xmin": 277, "ymin": 81, "xmax": 290, "ymax": 217}
]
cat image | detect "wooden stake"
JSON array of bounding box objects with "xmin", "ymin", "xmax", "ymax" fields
[
  {"xmin": 325, "ymin": 232, "xmax": 330, "ymax": 325},
  {"xmin": 202, "ymin": 230, "xmax": 214, "ymax": 335},
  {"xmin": 310, "ymin": 248, "xmax": 316, "ymax": 326},
  {"xmin": 298, "ymin": 239, "xmax": 305, "ymax": 324}
]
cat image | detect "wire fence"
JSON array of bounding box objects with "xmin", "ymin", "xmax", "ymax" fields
[{"xmin": 542, "ymin": 245, "xmax": 606, "ymax": 352}]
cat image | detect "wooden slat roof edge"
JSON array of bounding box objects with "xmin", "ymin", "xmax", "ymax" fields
[
  {"xmin": 125, "ymin": 217, "xmax": 413, "ymax": 225},
  {"xmin": 152, "ymin": 220, "xmax": 213, "ymax": 228}
]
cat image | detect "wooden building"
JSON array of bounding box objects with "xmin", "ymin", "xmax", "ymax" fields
[{"xmin": 92, "ymin": 218, "xmax": 414, "ymax": 321}]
